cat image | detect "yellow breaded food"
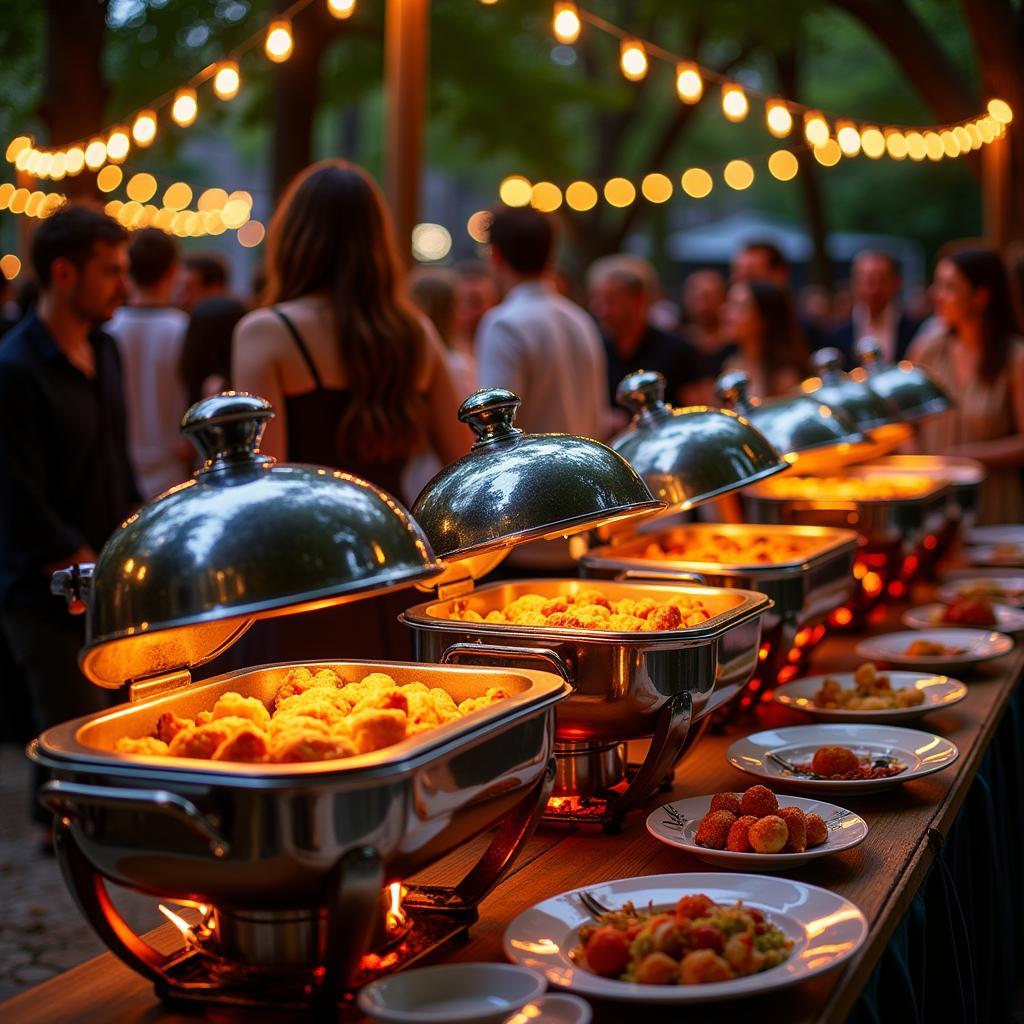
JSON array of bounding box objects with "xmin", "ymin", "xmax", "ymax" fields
[
  {"xmin": 209, "ymin": 691, "xmax": 271, "ymax": 728},
  {"xmin": 116, "ymin": 736, "xmax": 170, "ymax": 756}
]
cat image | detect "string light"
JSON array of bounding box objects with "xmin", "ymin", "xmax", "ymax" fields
[
  {"xmin": 722, "ymin": 84, "xmax": 748, "ymax": 122},
  {"xmin": 530, "ymin": 181, "xmax": 563, "ymax": 212},
  {"xmin": 0, "ymin": 254, "xmax": 21, "ymax": 279},
  {"xmin": 766, "ymin": 101, "xmax": 793, "ymax": 138},
  {"xmin": 814, "ymin": 139, "xmax": 842, "ymax": 166},
  {"xmin": 163, "ymin": 182, "xmax": 193, "ymax": 210},
  {"xmin": 768, "ymin": 149, "xmax": 799, "ymax": 181},
  {"xmin": 553, "ymin": 2, "xmax": 581, "ymax": 44},
  {"xmin": 213, "ymin": 61, "xmax": 241, "ymax": 101},
  {"xmin": 327, "ymin": 0, "xmax": 357, "ymax": 17},
  {"xmin": 96, "ymin": 165, "xmax": 123, "ymax": 192},
  {"xmin": 84, "ymin": 139, "xmax": 107, "ymax": 170},
  {"xmin": 198, "ymin": 187, "xmax": 229, "ymax": 211},
  {"xmin": 804, "ymin": 112, "xmax": 830, "ymax": 147},
  {"xmin": 5, "ymin": 137, "xmax": 30, "ymax": 162},
  {"xmin": 222, "ymin": 198, "xmax": 252, "ymax": 228},
  {"xmin": 836, "ymin": 122, "xmax": 861, "ymax": 156},
  {"xmin": 619, "ymin": 40, "xmax": 648, "ymax": 82},
  {"xmin": 988, "ymin": 98, "xmax": 1013, "ymax": 124},
  {"xmin": 641, "ymin": 172, "xmax": 672, "ymax": 203},
  {"xmin": 65, "ymin": 147, "xmax": 85, "ymax": 175},
  {"xmin": 861, "ymin": 127, "xmax": 885, "ymax": 159},
  {"xmin": 675, "ymin": 62, "xmax": 702, "ymax": 103},
  {"xmin": 565, "ymin": 180, "xmax": 598, "ymax": 211},
  {"xmin": 237, "ymin": 220, "xmax": 266, "ymax": 247},
  {"xmin": 126, "ymin": 173, "xmax": 158, "ymax": 203},
  {"xmin": 885, "ymin": 130, "xmax": 908, "ymax": 160},
  {"xmin": 681, "ymin": 167, "xmax": 713, "ymax": 198},
  {"xmin": 106, "ymin": 127, "xmax": 130, "ymax": 163},
  {"xmin": 499, "ymin": 175, "xmax": 532, "ymax": 206},
  {"xmin": 466, "ymin": 209, "xmax": 492, "ymax": 242},
  {"xmin": 723, "ymin": 159, "xmax": 754, "ymax": 190},
  {"xmin": 171, "ymin": 88, "xmax": 198, "ymax": 127},
  {"xmin": 906, "ymin": 131, "xmax": 927, "ymax": 161},
  {"xmin": 954, "ymin": 126, "xmax": 972, "ymax": 152},
  {"xmin": 265, "ymin": 20, "xmax": 294, "ymax": 62},
  {"xmin": 604, "ymin": 177, "xmax": 636, "ymax": 206}
]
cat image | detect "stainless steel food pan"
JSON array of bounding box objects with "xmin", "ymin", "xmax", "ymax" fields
[
  {"xmin": 400, "ymin": 579, "xmax": 769, "ymax": 739},
  {"xmin": 30, "ymin": 659, "xmax": 568, "ymax": 908}
]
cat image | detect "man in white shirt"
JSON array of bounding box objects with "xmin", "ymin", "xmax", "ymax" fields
[
  {"xmin": 106, "ymin": 229, "xmax": 191, "ymax": 499},
  {"xmin": 477, "ymin": 206, "xmax": 611, "ymax": 440}
]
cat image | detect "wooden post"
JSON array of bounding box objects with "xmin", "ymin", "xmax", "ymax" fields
[
  {"xmin": 385, "ymin": 0, "xmax": 428, "ymax": 263},
  {"xmin": 982, "ymin": 133, "xmax": 1010, "ymax": 249}
]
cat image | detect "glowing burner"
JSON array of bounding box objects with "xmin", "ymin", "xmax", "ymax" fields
[{"xmin": 545, "ymin": 795, "xmax": 609, "ymax": 821}]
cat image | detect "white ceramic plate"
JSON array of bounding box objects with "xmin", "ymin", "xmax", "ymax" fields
[
  {"xmin": 725, "ymin": 723, "xmax": 959, "ymax": 794},
  {"xmin": 646, "ymin": 794, "xmax": 867, "ymax": 871},
  {"xmin": 937, "ymin": 577, "xmax": 1024, "ymax": 608},
  {"xmin": 503, "ymin": 872, "xmax": 867, "ymax": 1004},
  {"xmin": 772, "ymin": 671, "xmax": 967, "ymax": 724},
  {"xmin": 967, "ymin": 544, "xmax": 1024, "ymax": 568},
  {"xmin": 855, "ymin": 628, "xmax": 1013, "ymax": 671},
  {"xmin": 902, "ymin": 603, "xmax": 1024, "ymax": 634},
  {"xmin": 966, "ymin": 525, "xmax": 1024, "ymax": 547}
]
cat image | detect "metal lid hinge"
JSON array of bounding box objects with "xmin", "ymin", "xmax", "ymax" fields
[{"xmin": 128, "ymin": 669, "xmax": 193, "ymax": 704}]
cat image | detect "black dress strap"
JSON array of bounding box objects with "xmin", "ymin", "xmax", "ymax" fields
[{"xmin": 272, "ymin": 308, "xmax": 322, "ymax": 389}]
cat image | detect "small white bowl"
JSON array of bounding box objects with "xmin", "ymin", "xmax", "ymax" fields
[
  {"xmin": 506, "ymin": 994, "xmax": 592, "ymax": 1024},
  {"xmin": 357, "ymin": 963, "xmax": 548, "ymax": 1024}
]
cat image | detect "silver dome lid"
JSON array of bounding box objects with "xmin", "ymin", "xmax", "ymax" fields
[
  {"xmin": 715, "ymin": 370, "xmax": 870, "ymax": 473},
  {"xmin": 611, "ymin": 371, "xmax": 788, "ymax": 510},
  {"xmin": 849, "ymin": 337, "xmax": 952, "ymax": 422},
  {"xmin": 67, "ymin": 393, "xmax": 442, "ymax": 688},
  {"xmin": 412, "ymin": 388, "xmax": 662, "ymax": 574}
]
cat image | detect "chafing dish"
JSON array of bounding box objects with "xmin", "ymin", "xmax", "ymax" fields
[
  {"xmin": 854, "ymin": 454, "xmax": 985, "ymax": 524},
  {"xmin": 32, "ymin": 393, "xmax": 570, "ymax": 1010},
  {"xmin": 406, "ymin": 387, "xmax": 773, "ymax": 830},
  {"xmin": 851, "ymin": 337, "xmax": 952, "ymax": 423},
  {"xmin": 579, "ymin": 524, "xmax": 858, "ymax": 701}
]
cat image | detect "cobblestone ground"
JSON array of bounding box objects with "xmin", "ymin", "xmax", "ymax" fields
[{"xmin": 0, "ymin": 743, "xmax": 159, "ymax": 1001}]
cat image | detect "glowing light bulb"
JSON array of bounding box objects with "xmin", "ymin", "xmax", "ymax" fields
[
  {"xmin": 84, "ymin": 138, "xmax": 108, "ymax": 170},
  {"xmin": 804, "ymin": 112, "xmax": 830, "ymax": 147},
  {"xmin": 213, "ymin": 61, "xmax": 240, "ymax": 101},
  {"xmin": 237, "ymin": 220, "xmax": 266, "ymax": 247},
  {"xmin": 988, "ymin": 98, "xmax": 1013, "ymax": 125},
  {"xmin": 953, "ymin": 126, "xmax": 972, "ymax": 152},
  {"xmin": 860, "ymin": 126, "xmax": 885, "ymax": 159},
  {"xmin": 565, "ymin": 181, "xmax": 597, "ymax": 211},
  {"xmin": 265, "ymin": 20, "xmax": 294, "ymax": 63},
  {"xmin": 327, "ymin": 0, "xmax": 356, "ymax": 17},
  {"xmin": 499, "ymin": 175, "xmax": 532, "ymax": 207},
  {"xmin": 49, "ymin": 151, "xmax": 67, "ymax": 180},
  {"xmin": 619, "ymin": 40, "xmax": 647, "ymax": 82},
  {"xmin": 132, "ymin": 110, "xmax": 157, "ymax": 147},
  {"xmin": 15, "ymin": 148, "xmax": 33, "ymax": 172},
  {"xmin": 65, "ymin": 147, "xmax": 85, "ymax": 175},
  {"xmin": 836, "ymin": 122, "xmax": 861, "ymax": 156},
  {"xmin": 813, "ymin": 139, "xmax": 842, "ymax": 166},
  {"xmin": 641, "ymin": 172, "xmax": 672, "ymax": 203},
  {"xmin": 940, "ymin": 130, "xmax": 960, "ymax": 158},
  {"xmin": 198, "ymin": 187, "xmax": 228, "ymax": 212},
  {"xmin": 126, "ymin": 173, "xmax": 157, "ymax": 203},
  {"xmin": 466, "ymin": 210, "xmax": 492, "ymax": 242},
  {"xmin": 768, "ymin": 149, "xmax": 799, "ymax": 181},
  {"xmin": 530, "ymin": 181, "xmax": 563, "ymax": 212},
  {"xmin": 553, "ymin": 2, "xmax": 580, "ymax": 44},
  {"xmin": 163, "ymin": 182, "xmax": 193, "ymax": 211},
  {"xmin": 766, "ymin": 101, "xmax": 793, "ymax": 138},
  {"xmin": 106, "ymin": 128, "xmax": 130, "ymax": 163},
  {"xmin": 966, "ymin": 123, "xmax": 982, "ymax": 150},
  {"xmin": 171, "ymin": 88, "xmax": 198, "ymax": 127},
  {"xmin": 0, "ymin": 254, "xmax": 22, "ymax": 279},
  {"xmin": 722, "ymin": 84, "xmax": 748, "ymax": 122},
  {"xmin": 96, "ymin": 165, "xmax": 123, "ymax": 192},
  {"xmin": 604, "ymin": 177, "xmax": 636, "ymax": 207},
  {"xmin": 675, "ymin": 62, "xmax": 702, "ymax": 103},
  {"xmin": 681, "ymin": 167, "xmax": 713, "ymax": 198},
  {"xmin": 906, "ymin": 131, "xmax": 927, "ymax": 161},
  {"xmin": 724, "ymin": 159, "xmax": 754, "ymax": 190},
  {"xmin": 924, "ymin": 132, "xmax": 944, "ymax": 160},
  {"xmin": 5, "ymin": 136, "xmax": 31, "ymax": 163}
]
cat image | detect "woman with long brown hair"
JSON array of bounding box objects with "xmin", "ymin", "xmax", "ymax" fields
[
  {"xmin": 233, "ymin": 160, "xmax": 468, "ymax": 494},
  {"xmin": 230, "ymin": 161, "xmax": 469, "ymax": 660},
  {"xmin": 909, "ymin": 246, "xmax": 1024, "ymax": 525}
]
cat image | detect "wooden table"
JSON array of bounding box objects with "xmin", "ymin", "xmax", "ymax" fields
[{"xmin": 4, "ymin": 598, "xmax": 1022, "ymax": 1024}]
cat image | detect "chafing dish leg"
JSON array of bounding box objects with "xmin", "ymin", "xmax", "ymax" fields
[
  {"xmin": 51, "ymin": 818, "xmax": 175, "ymax": 986},
  {"xmin": 322, "ymin": 846, "xmax": 384, "ymax": 1003},
  {"xmin": 604, "ymin": 692, "xmax": 692, "ymax": 834},
  {"xmin": 405, "ymin": 758, "xmax": 557, "ymax": 913}
]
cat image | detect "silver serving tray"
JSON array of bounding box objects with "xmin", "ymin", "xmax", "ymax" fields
[
  {"xmin": 31, "ymin": 659, "xmax": 568, "ymax": 907},
  {"xmin": 400, "ymin": 579, "xmax": 768, "ymax": 740},
  {"xmin": 579, "ymin": 524, "xmax": 858, "ymax": 644}
]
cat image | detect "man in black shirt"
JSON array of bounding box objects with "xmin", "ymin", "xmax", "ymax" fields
[
  {"xmin": 588, "ymin": 255, "xmax": 710, "ymax": 417},
  {"xmin": 0, "ymin": 205, "xmax": 137, "ymax": 830}
]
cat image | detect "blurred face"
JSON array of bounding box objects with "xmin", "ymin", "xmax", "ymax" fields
[
  {"xmin": 176, "ymin": 267, "xmax": 224, "ymax": 313},
  {"xmin": 931, "ymin": 258, "xmax": 987, "ymax": 331},
  {"xmin": 722, "ymin": 282, "xmax": 761, "ymax": 347},
  {"xmin": 454, "ymin": 273, "xmax": 498, "ymax": 339},
  {"xmin": 853, "ymin": 255, "xmax": 899, "ymax": 317},
  {"xmin": 732, "ymin": 247, "xmax": 786, "ymax": 286},
  {"xmin": 53, "ymin": 241, "xmax": 129, "ymax": 326},
  {"xmin": 683, "ymin": 271, "xmax": 726, "ymax": 323},
  {"xmin": 589, "ymin": 277, "xmax": 646, "ymax": 338}
]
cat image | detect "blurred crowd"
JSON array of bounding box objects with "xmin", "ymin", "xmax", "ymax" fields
[{"xmin": 1, "ymin": 159, "xmax": 1023, "ymax": 839}]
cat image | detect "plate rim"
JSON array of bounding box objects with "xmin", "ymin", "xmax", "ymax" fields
[
  {"xmin": 854, "ymin": 627, "xmax": 1014, "ymax": 666},
  {"xmin": 901, "ymin": 603, "xmax": 1024, "ymax": 632},
  {"xmin": 502, "ymin": 871, "xmax": 869, "ymax": 1004}
]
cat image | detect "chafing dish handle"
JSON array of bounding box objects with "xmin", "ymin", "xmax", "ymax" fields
[
  {"xmin": 614, "ymin": 568, "xmax": 707, "ymax": 585},
  {"xmin": 439, "ymin": 642, "xmax": 574, "ymax": 686},
  {"xmin": 605, "ymin": 691, "xmax": 692, "ymax": 823},
  {"xmin": 40, "ymin": 781, "xmax": 231, "ymax": 857},
  {"xmin": 50, "ymin": 562, "xmax": 94, "ymax": 610}
]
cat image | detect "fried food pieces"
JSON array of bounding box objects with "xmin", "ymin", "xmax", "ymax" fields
[
  {"xmin": 450, "ymin": 588, "xmax": 712, "ymax": 633},
  {"xmin": 643, "ymin": 532, "xmax": 820, "ymax": 566},
  {"xmin": 813, "ymin": 662, "xmax": 924, "ymax": 711},
  {"xmin": 694, "ymin": 786, "xmax": 827, "ymax": 854},
  {"xmin": 114, "ymin": 667, "xmax": 509, "ymax": 765},
  {"xmin": 755, "ymin": 474, "xmax": 933, "ymax": 501}
]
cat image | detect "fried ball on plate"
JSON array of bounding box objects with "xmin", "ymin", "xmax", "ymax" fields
[
  {"xmin": 545, "ymin": 612, "xmax": 585, "ymax": 629},
  {"xmin": 348, "ymin": 708, "xmax": 408, "ymax": 753},
  {"xmin": 209, "ymin": 691, "xmax": 271, "ymax": 728},
  {"xmin": 710, "ymin": 792, "xmax": 742, "ymax": 817},
  {"xmin": 811, "ymin": 745, "xmax": 860, "ymax": 777},
  {"xmin": 269, "ymin": 728, "xmax": 357, "ymax": 763},
  {"xmin": 274, "ymin": 690, "xmax": 348, "ymax": 727},
  {"xmin": 541, "ymin": 598, "xmax": 570, "ymax": 616},
  {"xmin": 168, "ymin": 717, "xmax": 254, "ymax": 759},
  {"xmin": 740, "ymin": 784, "xmax": 778, "ymax": 818},
  {"xmin": 726, "ymin": 815, "xmax": 759, "ymax": 853},
  {"xmin": 694, "ymin": 810, "xmax": 736, "ymax": 849},
  {"xmin": 508, "ymin": 611, "xmax": 548, "ymax": 627},
  {"xmin": 643, "ymin": 604, "xmax": 682, "ymax": 631},
  {"xmin": 154, "ymin": 712, "xmax": 192, "ymax": 744},
  {"xmin": 777, "ymin": 806, "xmax": 808, "ymax": 852},
  {"xmin": 116, "ymin": 736, "xmax": 170, "ymax": 756},
  {"xmin": 352, "ymin": 688, "xmax": 409, "ymax": 716},
  {"xmin": 805, "ymin": 813, "xmax": 829, "ymax": 848},
  {"xmin": 679, "ymin": 948, "xmax": 735, "ymax": 985},
  {"xmin": 212, "ymin": 724, "xmax": 269, "ymax": 763},
  {"xmin": 630, "ymin": 598, "xmax": 658, "ymax": 620},
  {"xmin": 606, "ymin": 613, "xmax": 645, "ymax": 632},
  {"xmin": 634, "ymin": 951, "xmax": 679, "ymax": 985},
  {"xmin": 575, "ymin": 588, "xmax": 611, "ymax": 610},
  {"xmin": 748, "ymin": 815, "xmax": 789, "ymax": 853}
]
